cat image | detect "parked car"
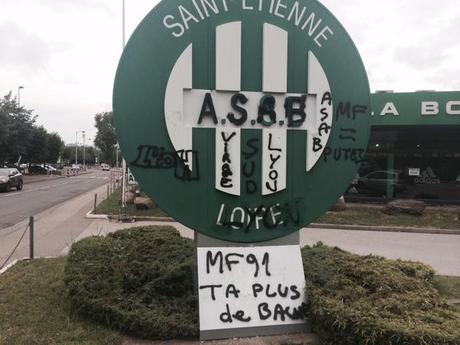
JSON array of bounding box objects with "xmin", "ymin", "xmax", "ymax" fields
[
  {"xmin": 355, "ymin": 170, "xmax": 407, "ymax": 196},
  {"xmin": 29, "ymin": 165, "xmax": 49, "ymax": 175},
  {"xmin": 0, "ymin": 168, "xmax": 23, "ymax": 192},
  {"xmin": 101, "ymin": 163, "xmax": 111, "ymax": 171}
]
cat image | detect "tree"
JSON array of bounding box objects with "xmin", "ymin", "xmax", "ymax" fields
[
  {"xmin": 0, "ymin": 92, "xmax": 66, "ymax": 166},
  {"xmin": 62, "ymin": 145, "xmax": 78, "ymax": 165},
  {"xmin": 62, "ymin": 145, "xmax": 99, "ymax": 165},
  {"xmin": 0, "ymin": 92, "xmax": 37, "ymax": 165},
  {"xmin": 46, "ymin": 132, "xmax": 65, "ymax": 163},
  {"xmin": 26, "ymin": 126, "xmax": 49, "ymax": 163},
  {"xmin": 94, "ymin": 112, "xmax": 117, "ymax": 165}
]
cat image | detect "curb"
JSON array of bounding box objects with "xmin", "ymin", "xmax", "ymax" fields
[
  {"xmin": 0, "ymin": 256, "xmax": 61, "ymax": 275},
  {"xmin": 0, "ymin": 258, "xmax": 27, "ymax": 275},
  {"xmin": 85, "ymin": 209, "xmax": 109, "ymax": 220},
  {"xmin": 85, "ymin": 209, "xmax": 175, "ymax": 222},
  {"xmin": 308, "ymin": 223, "xmax": 460, "ymax": 235},
  {"xmin": 84, "ymin": 211, "xmax": 460, "ymax": 235}
]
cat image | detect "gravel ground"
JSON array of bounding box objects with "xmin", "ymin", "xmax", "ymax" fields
[{"xmin": 122, "ymin": 333, "xmax": 319, "ymax": 345}]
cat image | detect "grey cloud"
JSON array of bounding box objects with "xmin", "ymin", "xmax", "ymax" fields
[
  {"xmin": 425, "ymin": 68, "xmax": 460, "ymax": 90},
  {"xmin": 394, "ymin": 45, "xmax": 448, "ymax": 70},
  {"xmin": 0, "ymin": 22, "xmax": 52, "ymax": 70},
  {"xmin": 394, "ymin": 12, "xmax": 460, "ymax": 70},
  {"xmin": 37, "ymin": 0, "xmax": 114, "ymax": 14}
]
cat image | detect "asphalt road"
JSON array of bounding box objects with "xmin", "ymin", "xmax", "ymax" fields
[{"xmin": 0, "ymin": 170, "xmax": 110, "ymax": 230}]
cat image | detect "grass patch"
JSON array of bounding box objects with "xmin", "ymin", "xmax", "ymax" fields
[
  {"xmin": 433, "ymin": 276, "xmax": 460, "ymax": 299},
  {"xmin": 316, "ymin": 206, "xmax": 460, "ymax": 230},
  {"xmin": 94, "ymin": 188, "xmax": 168, "ymax": 217},
  {"xmin": 96, "ymin": 190, "xmax": 459, "ymax": 230},
  {"xmin": 0, "ymin": 257, "xmax": 120, "ymax": 345}
]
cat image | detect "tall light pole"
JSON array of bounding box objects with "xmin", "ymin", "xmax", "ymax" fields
[
  {"xmin": 18, "ymin": 86, "xmax": 24, "ymax": 108},
  {"xmin": 122, "ymin": 0, "xmax": 126, "ymax": 49},
  {"xmin": 75, "ymin": 131, "xmax": 78, "ymax": 165},
  {"xmin": 82, "ymin": 131, "xmax": 86, "ymax": 169},
  {"xmin": 75, "ymin": 130, "xmax": 84, "ymax": 165},
  {"xmin": 115, "ymin": 143, "xmax": 119, "ymax": 168},
  {"xmin": 121, "ymin": 0, "xmax": 127, "ymax": 208}
]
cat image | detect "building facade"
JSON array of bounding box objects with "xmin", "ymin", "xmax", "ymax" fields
[{"xmin": 346, "ymin": 91, "xmax": 460, "ymax": 204}]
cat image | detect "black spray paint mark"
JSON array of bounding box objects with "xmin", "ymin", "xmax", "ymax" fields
[
  {"xmin": 131, "ymin": 145, "xmax": 199, "ymax": 181},
  {"xmin": 323, "ymin": 146, "xmax": 365, "ymax": 164},
  {"xmin": 216, "ymin": 198, "xmax": 303, "ymax": 232},
  {"xmin": 335, "ymin": 102, "xmax": 368, "ymax": 121},
  {"xmin": 220, "ymin": 131, "xmax": 237, "ymax": 189}
]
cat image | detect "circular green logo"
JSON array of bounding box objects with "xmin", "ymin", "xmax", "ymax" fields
[{"xmin": 113, "ymin": 0, "xmax": 370, "ymax": 243}]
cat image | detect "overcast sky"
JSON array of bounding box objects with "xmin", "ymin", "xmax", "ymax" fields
[{"xmin": 1, "ymin": 0, "xmax": 459, "ymax": 144}]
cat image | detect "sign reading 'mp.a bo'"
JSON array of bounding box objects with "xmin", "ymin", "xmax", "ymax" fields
[{"xmin": 113, "ymin": 0, "xmax": 370, "ymax": 339}]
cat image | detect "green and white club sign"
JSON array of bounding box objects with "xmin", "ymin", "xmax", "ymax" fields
[{"xmin": 113, "ymin": 0, "xmax": 371, "ymax": 243}]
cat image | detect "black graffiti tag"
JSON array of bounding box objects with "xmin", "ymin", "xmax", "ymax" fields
[{"xmin": 131, "ymin": 145, "xmax": 199, "ymax": 181}]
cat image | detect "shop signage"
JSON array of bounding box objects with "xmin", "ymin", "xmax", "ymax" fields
[
  {"xmin": 408, "ymin": 168, "xmax": 420, "ymax": 177},
  {"xmin": 113, "ymin": 0, "xmax": 371, "ymax": 243},
  {"xmin": 372, "ymin": 91, "xmax": 460, "ymax": 126}
]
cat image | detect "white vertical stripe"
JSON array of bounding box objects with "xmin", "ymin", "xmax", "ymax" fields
[
  {"xmin": 263, "ymin": 23, "xmax": 288, "ymax": 93},
  {"xmin": 262, "ymin": 129, "xmax": 287, "ymax": 196},
  {"xmin": 215, "ymin": 129, "xmax": 241, "ymax": 196},
  {"xmin": 306, "ymin": 51, "xmax": 333, "ymax": 172},
  {"xmin": 261, "ymin": 24, "xmax": 287, "ymax": 194},
  {"xmin": 164, "ymin": 44, "xmax": 194, "ymax": 169},
  {"xmin": 216, "ymin": 22, "xmax": 242, "ymax": 91}
]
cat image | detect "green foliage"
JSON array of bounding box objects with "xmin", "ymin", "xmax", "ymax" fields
[
  {"xmin": 433, "ymin": 276, "xmax": 460, "ymax": 300},
  {"xmin": 94, "ymin": 187, "xmax": 168, "ymax": 217},
  {"xmin": 0, "ymin": 92, "xmax": 65, "ymax": 165},
  {"xmin": 46, "ymin": 132, "xmax": 65, "ymax": 163},
  {"xmin": 62, "ymin": 144, "xmax": 99, "ymax": 165},
  {"xmin": 0, "ymin": 92, "xmax": 36, "ymax": 164},
  {"xmin": 0, "ymin": 257, "xmax": 121, "ymax": 345},
  {"xmin": 301, "ymin": 243, "xmax": 460, "ymax": 345},
  {"xmin": 94, "ymin": 112, "xmax": 117, "ymax": 165},
  {"xmin": 316, "ymin": 206, "xmax": 460, "ymax": 230},
  {"xmin": 64, "ymin": 226, "xmax": 198, "ymax": 340}
]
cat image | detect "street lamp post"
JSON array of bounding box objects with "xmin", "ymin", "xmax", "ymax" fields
[
  {"xmin": 75, "ymin": 130, "xmax": 85, "ymax": 165},
  {"xmin": 75, "ymin": 131, "xmax": 78, "ymax": 165},
  {"xmin": 121, "ymin": 0, "xmax": 127, "ymax": 208},
  {"xmin": 18, "ymin": 86, "xmax": 24, "ymax": 108},
  {"xmin": 82, "ymin": 131, "xmax": 86, "ymax": 169},
  {"xmin": 115, "ymin": 144, "xmax": 119, "ymax": 168},
  {"xmin": 122, "ymin": 0, "xmax": 126, "ymax": 49}
]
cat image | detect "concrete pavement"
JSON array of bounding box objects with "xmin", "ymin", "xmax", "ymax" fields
[{"xmin": 300, "ymin": 228, "xmax": 460, "ymax": 276}]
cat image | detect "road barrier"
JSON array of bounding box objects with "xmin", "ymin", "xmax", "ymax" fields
[{"xmin": 0, "ymin": 216, "xmax": 34, "ymax": 272}]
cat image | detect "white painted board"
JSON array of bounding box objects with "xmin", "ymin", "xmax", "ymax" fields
[{"xmin": 197, "ymin": 246, "xmax": 306, "ymax": 331}]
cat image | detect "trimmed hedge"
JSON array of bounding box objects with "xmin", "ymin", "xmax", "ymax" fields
[
  {"xmin": 64, "ymin": 226, "xmax": 197, "ymax": 339},
  {"xmin": 301, "ymin": 243, "xmax": 460, "ymax": 345}
]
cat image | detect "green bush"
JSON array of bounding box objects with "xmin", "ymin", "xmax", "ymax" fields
[
  {"xmin": 64, "ymin": 226, "xmax": 198, "ymax": 340},
  {"xmin": 301, "ymin": 243, "xmax": 460, "ymax": 345}
]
